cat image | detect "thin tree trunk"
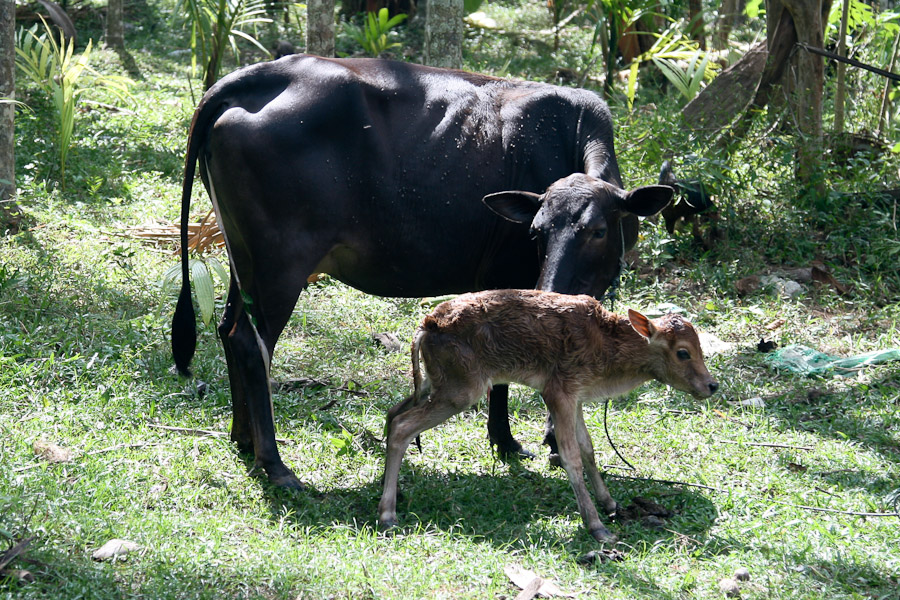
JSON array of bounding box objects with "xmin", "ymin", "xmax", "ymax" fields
[
  {"xmin": 425, "ymin": 0, "xmax": 462, "ymax": 69},
  {"xmin": 715, "ymin": 0, "xmax": 739, "ymax": 49},
  {"xmin": 307, "ymin": 0, "xmax": 335, "ymax": 57},
  {"xmin": 781, "ymin": 0, "xmax": 832, "ymax": 185},
  {"xmin": 832, "ymin": 0, "xmax": 849, "ymax": 133},
  {"xmin": 877, "ymin": 29, "xmax": 900, "ymax": 137},
  {"xmin": 0, "ymin": 0, "xmax": 22, "ymax": 233},
  {"xmin": 106, "ymin": 0, "xmax": 125, "ymax": 50},
  {"xmin": 688, "ymin": 0, "xmax": 707, "ymax": 50}
]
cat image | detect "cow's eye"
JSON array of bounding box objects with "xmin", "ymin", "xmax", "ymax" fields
[
  {"xmin": 590, "ymin": 228, "xmax": 607, "ymax": 240},
  {"xmin": 677, "ymin": 349, "xmax": 691, "ymax": 361}
]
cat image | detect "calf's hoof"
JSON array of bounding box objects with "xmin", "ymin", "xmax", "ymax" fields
[
  {"xmin": 548, "ymin": 452, "xmax": 562, "ymax": 468},
  {"xmin": 589, "ymin": 526, "xmax": 618, "ymax": 545},
  {"xmin": 378, "ymin": 516, "xmax": 399, "ymax": 530}
]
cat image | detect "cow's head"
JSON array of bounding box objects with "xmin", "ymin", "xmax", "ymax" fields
[{"xmin": 483, "ymin": 173, "xmax": 672, "ymax": 298}]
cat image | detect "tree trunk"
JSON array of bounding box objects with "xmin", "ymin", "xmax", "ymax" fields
[
  {"xmin": 715, "ymin": 0, "xmax": 740, "ymax": 50},
  {"xmin": 688, "ymin": 0, "xmax": 707, "ymax": 50},
  {"xmin": 425, "ymin": 0, "xmax": 462, "ymax": 68},
  {"xmin": 877, "ymin": 29, "xmax": 900, "ymax": 137},
  {"xmin": 106, "ymin": 0, "xmax": 125, "ymax": 50},
  {"xmin": 1, "ymin": 0, "xmax": 22, "ymax": 233},
  {"xmin": 832, "ymin": 0, "xmax": 849, "ymax": 133},
  {"xmin": 684, "ymin": 0, "xmax": 831, "ymax": 189},
  {"xmin": 307, "ymin": 0, "xmax": 335, "ymax": 57},
  {"xmin": 779, "ymin": 0, "xmax": 832, "ymax": 184},
  {"xmin": 681, "ymin": 41, "xmax": 768, "ymax": 133}
]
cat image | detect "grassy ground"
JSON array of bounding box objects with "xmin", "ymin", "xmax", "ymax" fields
[{"xmin": 2, "ymin": 1, "xmax": 899, "ymax": 599}]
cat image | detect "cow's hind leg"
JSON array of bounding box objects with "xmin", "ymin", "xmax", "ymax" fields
[
  {"xmin": 487, "ymin": 384, "xmax": 535, "ymax": 460},
  {"xmin": 224, "ymin": 305, "xmax": 304, "ymax": 489},
  {"xmin": 219, "ymin": 277, "xmax": 252, "ymax": 454}
]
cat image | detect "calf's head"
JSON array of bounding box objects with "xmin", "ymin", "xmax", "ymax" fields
[
  {"xmin": 484, "ymin": 174, "xmax": 672, "ymax": 299},
  {"xmin": 626, "ymin": 309, "xmax": 718, "ymax": 399}
]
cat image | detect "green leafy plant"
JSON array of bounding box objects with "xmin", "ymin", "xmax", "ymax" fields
[
  {"xmin": 163, "ymin": 256, "xmax": 228, "ymax": 327},
  {"xmin": 175, "ymin": 0, "xmax": 271, "ymax": 90},
  {"xmin": 651, "ymin": 50, "xmax": 711, "ymax": 101},
  {"xmin": 344, "ymin": 8, "xmax": 407, "ymax": 57},
  {"xmin": 15, "ymin": 18, "xmax": 131, "ymax": 189},
  {"xmin": 625, "ymin": 21, "xmax": 718, "ymax": 109},
  {"xmin": 586, "ymin": 0, "xmax": 655, "ymax": 97}
]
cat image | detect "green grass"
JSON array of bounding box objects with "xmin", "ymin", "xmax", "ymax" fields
[{"xmin": 2, "ymin": 1, "xmax": 899, "ymax": 598}]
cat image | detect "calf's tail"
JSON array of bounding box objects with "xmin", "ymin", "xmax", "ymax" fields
[{"xmin": 410, "ymin": 326, "xmax": 428, "ymax": 403}]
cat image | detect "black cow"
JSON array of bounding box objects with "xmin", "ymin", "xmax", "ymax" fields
[{"xmin": 172, "ymin": 55, "xmax": 673, "ymax": 489}]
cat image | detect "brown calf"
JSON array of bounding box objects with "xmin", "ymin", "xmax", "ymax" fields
[{"xmin": 377, "ymin": 289, "xmax": 718, "ymax": 543}]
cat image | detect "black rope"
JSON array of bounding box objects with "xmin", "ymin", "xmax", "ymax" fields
[
  {"xmin": 603, "ymin": 398, "xmax": 636, "ymax": 471},
  {"xmin": 797, "ymin": 42, "xmax": 900, "ymax": 82},
  {"xmin": 599, "ymin": 219, "xmax": 635, "ymax": 470}
]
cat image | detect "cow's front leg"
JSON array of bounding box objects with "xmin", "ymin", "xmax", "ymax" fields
[
  {"xmin": 227, "ymin": 309, "xmax": 304, "ymax": 489},
  {"xmin": 487, "ymin": 385, "xmax": 535, "ymax": 460}
]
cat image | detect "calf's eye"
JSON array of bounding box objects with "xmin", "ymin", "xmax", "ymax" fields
[{"xmin": 677, "ymin": 349, "xmax": 691, "ymax": 360}]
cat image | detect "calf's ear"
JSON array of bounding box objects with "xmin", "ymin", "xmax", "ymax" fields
[
  {"xmin": 628, "ymin": 309, "xmax": 657, "ymax": 340},
  {"xmin": 621, "ymin": 185, "xmax": 674, "ymax": 217},
  {"xmin": 483, "ymin": 191, "xmax": 541, "ymax": 224}
]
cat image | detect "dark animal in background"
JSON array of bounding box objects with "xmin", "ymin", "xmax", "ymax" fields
[
  {"xmin": 171, "ymin": 55, "xmax": 673, "ymax": 488},
  {"xmin": 272, "ymin": 40, "xmax": 297, "ymax": 59},
  {"xmin": 658, "ymin": 161, "xmax": 719, "ymax": 247},
  {"xmin": 378, "ymin": 289, "xmax": 718, "ymax": 542}
]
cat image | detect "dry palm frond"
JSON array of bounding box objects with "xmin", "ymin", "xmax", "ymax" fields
[{"xmin": 125, "ymin": 209, "xmax": 225, "ymax": 255}]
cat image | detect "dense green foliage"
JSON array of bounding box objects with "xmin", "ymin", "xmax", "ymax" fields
[{"xmin": 2, "ymin": 1, "xmax": 898, "ymax": 598}]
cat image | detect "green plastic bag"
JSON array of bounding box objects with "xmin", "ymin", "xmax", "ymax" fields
[{"xmin": 766, "ymin": 344, "xmax": 900, "ymax": 377}]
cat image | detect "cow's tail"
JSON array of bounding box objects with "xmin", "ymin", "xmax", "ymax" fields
[{"xmin": 171, "ymin": 104, "xmax": 210, "ymax": 377}]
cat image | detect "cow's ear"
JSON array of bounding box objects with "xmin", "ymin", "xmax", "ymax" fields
[
  {"xmin": 483, "ymin": 191, "xmax": 542, "ymax": 224},
  {"xmin": 621, "ymin": 185, "xmax": 674, "ymax": 217},
  {"xmin": 628, "ymin": 309, "xmax": 657, "ymax": 340}
]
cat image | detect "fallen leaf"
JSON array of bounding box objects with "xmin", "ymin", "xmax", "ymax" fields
[
  {"xmin": 92, "ymin": 539, "xmax": 142, "ymax": 561},
  {"xmin": 1, "ymin": 569, "xmax": 35, "ymax": 583},
  {"xmin": 575, "ymin": 548, "xmax": 626, "ymax": 564},
  {"xmin": 765, "ymin": 318, "xmax": 786, "ymax": 331},
  {"xmin": 32, "ymin": 440, "xmax": 72, "ymax": 464},
  {"xmin": 504, "ymin": 565, "xmax": 573, "ymax": 598},
  {"xmin": 787, "ymin": 462, "xmax": 808, "ymax": 473},
  {"xmin": 372, "ymin": 332, "xmax": 403, "ymax": 353}
]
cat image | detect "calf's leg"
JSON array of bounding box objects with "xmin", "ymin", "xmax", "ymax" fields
[
  {"xmin": 575, "ymin": 406, "xmax": 617, "ymax": 515},
  {"xmin": 379, "ymin": 384, "xmax": 480, "ymax": 528},
  {"xmin": 544, "ymin": 390, "xmax": 617, "ymax": 543}
]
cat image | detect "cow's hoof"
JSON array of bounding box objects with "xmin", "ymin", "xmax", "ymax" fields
[
  {"xmin": 548, "ymin": 453, "xmax": 562, "ymax": 468},
  {"xmin": 269, "ymin": 472, "xmax": 307, "ymax": 490},
  {"xmin": 589, "ymin": 526, "xmax": 618, "ymax": 545},
  {"xmin": 378, "ymin": 516, "xmax": 399, "ymax": 530},
  {"xmin": 494, "ymin": 440, "xmax": 535, "ymax": 461}
]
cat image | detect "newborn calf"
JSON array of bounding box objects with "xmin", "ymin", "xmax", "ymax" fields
[{"xmin": 377, "ymin": 289, "xmax": 718, "ymax": 543}]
